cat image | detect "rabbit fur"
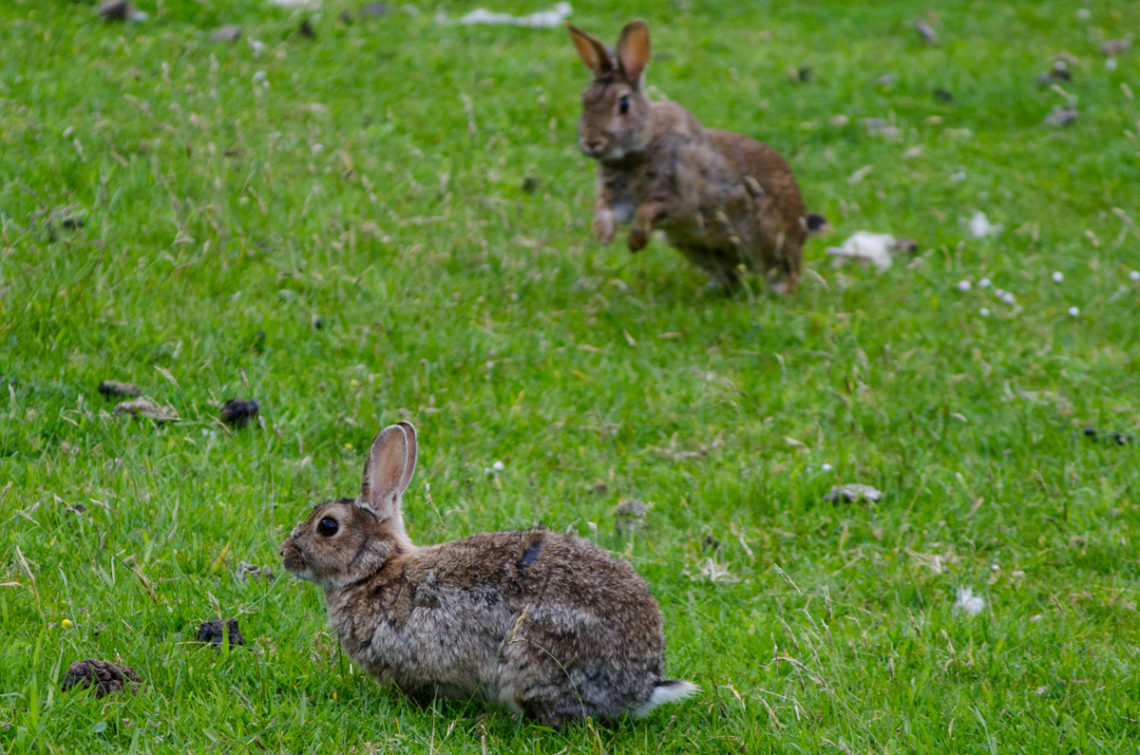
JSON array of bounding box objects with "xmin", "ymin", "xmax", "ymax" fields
[
  {"xmin": 569, "ymin": 20, "xmax": 823, "ymax": 293},
  {"xmin": 281, "ymin": 422, "xmax": 696, "ymax": 726}
]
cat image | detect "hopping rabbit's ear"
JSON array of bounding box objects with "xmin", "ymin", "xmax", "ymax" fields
[
  {"xmin": 617, "ymin": 20, "xmax": 651, "ymax": 86},
  {"xmin": 359, "ymin": 423, "xmax": 417, "ymax": 519},
  {"xmin": 568, "ymin": 23, "xmax": 615, "ymax": 76}
]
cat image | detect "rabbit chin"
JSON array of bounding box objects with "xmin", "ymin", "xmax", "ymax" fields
[
  {"xmin": 285, "ymin": 563, "xmax": 355, "ymax": 589},
  {"xmin": 598, "ymin": 133, "xmax": 652, "ymax": 163}
]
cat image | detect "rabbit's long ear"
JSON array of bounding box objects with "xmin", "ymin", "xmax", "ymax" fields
[
  {"xmin": 394, "ymin": 421, "xmax": 418, "ymax": 493},
  {"xmin": 359, "ymin": 424, "xmax": 417, "ymax": 519},
  {"xmin": 617, "ymin": 20, "xmax": 650, "ymax": 86},
  {"xmin": 568, "ymin": 23, "xmax": 614, "ymax": 76}
]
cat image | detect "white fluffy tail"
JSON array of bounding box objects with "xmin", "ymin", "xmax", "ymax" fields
[{"xmin": 629, "ymin": 680, "xmax": 699, "ymax": 718}]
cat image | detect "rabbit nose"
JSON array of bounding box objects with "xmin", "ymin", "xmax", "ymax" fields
[{"xmin": 582, "ymin": 138, "xmax": 606, "ymax": 156}]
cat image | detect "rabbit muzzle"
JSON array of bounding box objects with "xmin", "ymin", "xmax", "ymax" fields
[
  {"xmin": 279, "ymin": 538, "xmax": 310, "ymax": 579},
  {"xmin": 579, "ymin": 136, "xmax": 611, "ymax": 159}
]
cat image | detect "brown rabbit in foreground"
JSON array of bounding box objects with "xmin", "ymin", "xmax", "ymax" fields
[
  {"xmin": 568, "ymin": 20, "xmax": 824, "ymax": 293},
  {"xmin": 281, "ymin": 422, "xmax": 696, "ymax": 726}
]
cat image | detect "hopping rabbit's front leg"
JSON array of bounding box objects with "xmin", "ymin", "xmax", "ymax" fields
[
  {"xmin": 628, "ymin": 198, "xmax": 672, "ymax": 252},
  {"xmin": 591, "ymin": 175, "xmax": 620, "ymax": 245}
]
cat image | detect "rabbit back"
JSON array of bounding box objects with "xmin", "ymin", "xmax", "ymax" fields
[
  {"xmin": 707, "ymin": 128, "xmax": 807, "ymax": 284},
  {"xmin": 325, "ymin": 528, "xmax": 666, "ymax": 725}
]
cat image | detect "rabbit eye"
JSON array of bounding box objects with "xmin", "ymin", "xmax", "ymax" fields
[
  {"xmin": 618, "ymin": 95, "xmax": 630, "ymax": 115},
  {"xmin": 317, "ymin": 517, "xmax": 339, "ymax": 537}
]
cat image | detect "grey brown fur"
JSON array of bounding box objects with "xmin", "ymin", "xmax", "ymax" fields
[
  {"xmin": 569, "ymin": 20, "xmax": 821, "ymax": 293},
  {"xmin": 281, "ymin": 422, "xmax": 696, "ymax": 726}
]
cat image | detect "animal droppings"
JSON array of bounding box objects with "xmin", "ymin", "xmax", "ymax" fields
[
  {"xmin": 98, "ymin": 380, "xmax": 142, "ymax": 398},
  {"xmin": 220, "ymin": 398, "xmax": 260, "ymax": 427},
  {"xmin": 196, "ymin": 618, "xmax": 246, "ymax": 647},
  {"xmin": 61, "ymin": 659, "xmax": 142, "ymax": 697}
]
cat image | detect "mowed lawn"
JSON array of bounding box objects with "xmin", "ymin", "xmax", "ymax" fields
[{"xmin": 2, "ymin": 0, "xmax": 1139, "ymax": 751}]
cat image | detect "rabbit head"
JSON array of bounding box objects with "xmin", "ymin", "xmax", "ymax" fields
[
  {"xmin": 568, "ymin": 20, "xmax": 653, "ymax": 161},
  {"xmin": 281, "ymin": 422, "xmax": 418, "ymax": 588}
]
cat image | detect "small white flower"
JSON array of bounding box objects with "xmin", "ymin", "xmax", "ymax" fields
[
  {"xmin": 1130, "ymin": 271, "xmax": 1140, "ymax": 281},
  {"xmin": 253, "ymin": 70, "xmax": 267, "ymax": 82},
  {"xmin": 994, "ymin": 288, "xmax": 1005, "ymax": 298},
  {"xmin": 491, "ymin": 460, "xmax": 505, "ymax": 472},
  {"xmin": 1052, "ymin": 271, "xmax": 1064, "ymax": 283},
  {"xmin": 978, "ymin": 278, "xmax": 992, "ymax": 288},
  {"xmin": 990, "ymin": 563, "xmax": 1000, "ymax": 572},
  {"xmin": 1001, "ymin": 292, "xmax": 1016, "ymax": 305},
  {"xmin": 821, "ymin": 463, "xmax": 833, "ymax": 472},
  {"xmin": 957, "ymin": 280, "xmax": 971, "ymax": 292},
  {"xmin": 1068, "ymin": 306, "xmax": 1080, "ymax": 317},
  {"xmin": 954, "ymin": 586, "xmax": 985, "ymax": 616},
  {"xmin": 1107, "ymin": 57, "xmax": 1118, "ymax": 71},
  {"xmin": 980, "ymin": 307, "xmax": 990, "ymax": 317},
  {"xmin": 311, "ymin": 143, "xmax": 324, "ymax": 153},
  {"xmin": 249, "ymin": 39, "xmax": 266, "ymax": 54}
]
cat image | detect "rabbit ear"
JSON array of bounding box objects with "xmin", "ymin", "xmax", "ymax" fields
[
  {"xmin": 394, "ymin": 421, "xmax": 418, "ymax": 493},
  {"xmin": 567, "ymin": 23, "xmax": 614, "ymax": 76},
  {"xmin": 359, "ymin": 423, "xmax": 417, "ymax": 519},
  {"xmin": 617, "ymin": 20, "xmax": 650, "ymax": 85}
]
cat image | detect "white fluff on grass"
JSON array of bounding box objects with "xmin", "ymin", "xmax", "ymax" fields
[
  {"xmin": 459, "ymin": 2, "xmax": 572, "ymax": 28},
  {"xmin": 968, "ymin": 211, "xmax": 1002, "ymax": 239},
  {"xmin": 954, "ymin": 586, "xmax": 985, "ymax": 616},
  {"xmin": 825, "ymin": 231, "xmax": 897, "ymax": 271}
]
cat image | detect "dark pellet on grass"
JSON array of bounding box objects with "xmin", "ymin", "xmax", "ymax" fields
[
  {"xmin": 99, "ymin": 1, "xmax": 133, "ymax": 21},
  {"xmin": 299, "ymin": 19, "xmax": 316, "ymax": 38},
  {"xmin": 220, "ymin": 398, "xmax": 259, "ymax": 427},
  {"xmin": 61, "ymin": 659, "xmax": 142, "ymax": 697},
  {"xmin": 196, "ymin": 618, "xmax": 246, "ymax": 647},
  {"xmin": 522, "ymin": 176, "xmax": 540, "ymax": 194},
  {"xmin": 98, "ymin": 380, "xmax": 142, "ymax": 398},
  {"xmin": 934, "ymin": 88, "xmax": 953, "ymax": 102}
]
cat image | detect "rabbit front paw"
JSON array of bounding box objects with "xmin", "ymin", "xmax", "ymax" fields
[
  {"xmin": 592, "ymin": 210, "xmax": 616, "ymax": 244},
  {"xmin": 627, "ymin": 227, "xmax": 649, "ymax": 252}
]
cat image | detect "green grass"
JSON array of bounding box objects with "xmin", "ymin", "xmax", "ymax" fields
[{"xmin": 3, "ymin": 0, "xmax": 1140, "ymax": 751}]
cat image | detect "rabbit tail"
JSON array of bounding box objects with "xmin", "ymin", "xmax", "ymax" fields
[{"xmin": 629, "ymin": 680, "xmax": 699, "ymax": 718}]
